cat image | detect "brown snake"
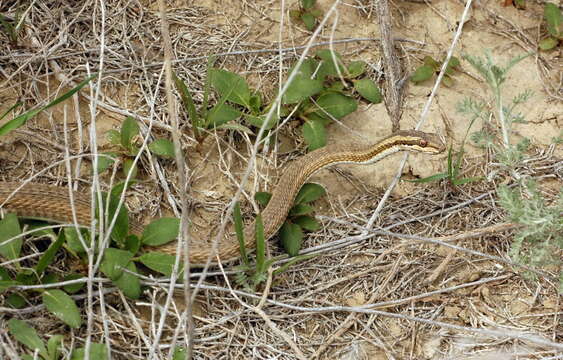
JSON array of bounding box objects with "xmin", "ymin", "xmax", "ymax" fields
[{"xmin": 0, "ymin": 130, "xmax": 445, "ymax": 264}]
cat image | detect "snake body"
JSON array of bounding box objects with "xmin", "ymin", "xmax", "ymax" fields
[{"xmin": 0, "ymin": 130, "xmax": 445, "ymax": 264}]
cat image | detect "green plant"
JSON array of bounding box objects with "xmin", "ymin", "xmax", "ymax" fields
[
  {"xmin": 289, "ymin": 0, "xmax": 323, "ymax": 31},
  {"xmin": 460, "ymin": 51, "xmax": 562, "ymax": 290},
  {"xmin": 411, "ymin": 55, "xmax": 461, "ymax": 87},
  {"xmin": 233, "ymin": 202, "xmax": 315, "ymax": 292},
  {"xmin": 539, "ymin": 3, "xmax": 562, "ymax": 51},
  {"xmin": 103, "ymin": 117, "xmax": 175, "ymax": 177},
  {"xmin": 0, "ymin": 12, "xmax": 23, "ymax": 45}
]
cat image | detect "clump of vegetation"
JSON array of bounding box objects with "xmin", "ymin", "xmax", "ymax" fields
[
  {"xmin": 411, "ymin": 55, "xmax": 461, "ymax": 87},
  {"xmin": 539, "ymin": 3, "xmax": 562, "ymax": 51},
  {"xmin": 458, "ymin": 51, "xmax": 562, "ymax": 291},
  {"xmin": 289, "ymin": 0, "xmax": 323, "ymax": 31}
]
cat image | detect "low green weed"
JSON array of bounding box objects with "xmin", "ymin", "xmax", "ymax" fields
[
  {"xmin": 289, "ymin": 0, "xmax": 323, "ymax": 31},
  {"xmin": 411, "ymin": 55, "xmax": 461, "ymax": 87},
  {"xmin": 539, "ymin": 3, "xmax": 562, "ymax": 51}
]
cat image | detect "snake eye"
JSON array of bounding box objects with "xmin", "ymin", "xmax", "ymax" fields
[{"xmin": 420, "ymin": 139, "xmax": 428, "ymax": 147}]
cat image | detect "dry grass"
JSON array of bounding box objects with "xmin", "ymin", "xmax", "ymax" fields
[{"xmin": 0, "ymin": 0, "xmax": 561, "ymax": 359}]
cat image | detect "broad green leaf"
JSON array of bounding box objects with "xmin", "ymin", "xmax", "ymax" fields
[
  {"xmin": 423, "ymin": 56, "xmax": 440, "ymax": 69},
  {"xmin": 113, "ymin": 261, "xmax": 141, "ymax": 299},
  {"xmin": 301, "ymin": 12, "xmax": 316, "ymax": 31},
  {"xmin": 0, "ymin": 213, "xmax": 22, "ymax": 260},
  {"xmin": 293, "ymin": 215, "xmax": 321, "ymax": 231},
  {"xmin": 255, "ymin": 192, "xmax": 272, "ymax": 207},
  {"xmin": 125, "ymin": 234, "xmax": 141, "ymax": 254},
  {"xmin": 7, "ymin": 293, "xmax": 26, "ymax": 308},
  {"xmin": 288, "ymin": 58, "xmax": 319, "ymax": 79},
  {"xmin": 47, "ymin": 335, "xmax": 63, "ymax": 360},
  {"xmin": 42, "ymin": 289, "xmax": 82, "ymax": 328},
  {"xmin": 544, "ymin": 3, "xmax": 562, "ymax": 38},
  {"xmin": 295, "ymin": 183, "xmax": 326, "ymax": 204},
  {"xmin": 539, "ymin": 37, "xmax": 558, "ymax": 50},
  {"xmin": 96, "ymin": 152, "xmax": 117, "ymax": 174},
  {"xmin": 249, "ymin": 94, "xmax": 262, "ymax": 112},
  {"xmin": 446, "ymin": 56, "xmax": 461, "ymax": 72},
  {"xmin": 63, "ymin": 274, "xmax": 84, "ymax": 294},
  {"xmin": 280, "ymin": 222, "xmax": 303, "ymax": 257},
  {"xmin": 315, "ymin": 49, "xmax": 345, "ymax": 79},
  {"xmin": 141, "ymin": 217, "xmax": 179, "ymax": 246},
  {"xmin": 354, "ymin": 78, "xmax": 382, "ymax": 103},
  {"xmin": 41, "ymin": 273, "xmax": 59, "ymax": 285},
  {"xmin": 289, "ymin": 203, "xmax": 315, "ymax": 216},
  {"xmin": 122, "ymin": 158, "xmax": 138, "ymax": 179},
  {"xmin": 302, "ymin": 0, "xmax": 316, "ymax": 9},
  {"xmin": 0, "ymin": 280, "xmax": 19, "ymax": 292},
  {"xmin": 8, "ymin": 319, "xmax": 48, "ymax": 358},
  {"xmin": 71, "ymin": 343, "xmax": 108, "ymax": 360},
  {"xmin": 245, "ymin": 112, "xmax": 279, "ymax": 130},
  {"xmin": 0, "ymin": 267, "xmax": 10, "ymax": 280},
  {"xmin": 64, "ymin": 228, "xmax": 90, "ymax": 253},
  {"xmin": 139, "ymin": 252, "xmax": 182, "ymax": 276},
  {"xmin": 289, "ymin": 9, "xmax": 302, "ymax": 21},
  {"xmin": 149, "ymin": 139, "xmax": 175, "ymax": 158},
  {"xmin": 411, "ymin": 65, "xmax": 434, "ymax": 83},
  {"xmin": 100, "ymin": 248, "xmax": 133, "ymax": 281},
  {"xmin": 102, "ymin": 189, "xmax": 129, "ymax": 245},
  {"xmin": 35, "ymin": 230, "xmax": 65, "ymax": 274},
  {"xmin": 347, "ymin": 60, "xmax": 366, "ymax": 78},
  {"xmin": 105, "ymin": 129, "xmax": 121, "ymax": 145},
  {"xmin": 120, "ymin": 116, "xmax": 139, "ymax": 151},
  {"xmin": 209, "ymin": 68, "xmax": 252, "ymax": 108},
  {"xmin": 206, "ymin": 103, "xmax": 241, "ymax": 127},
  {"xmin": 0, "ymin": 74, "xmax": 96, "ymax": 137},
  {"xmin": 314, "ymin": 93, "xmax": 357, "ymax": 119},
  {"xmin": 302, "ymin": 118, "xmax": 326, "ymax": 151},
  {"xmin": 173, "ymin": 347, "xmax": 188, "ymax": 360},
  {"xmin": 282, "ymin": 77, "xmax": 323, "ymax": 104}
]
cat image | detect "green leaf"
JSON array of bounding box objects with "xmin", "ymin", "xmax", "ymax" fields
[
  {"xmin": 63, "ymin": 274, "xmax": 84, "ymax": 294},
  {"xmin": 289, "ymin": 203, "xmax": 315, "ymax": 216},
  {"xmin": 209, "ymin": 68, "xmax": 252, "ymax": 108},
  {"xmin": 255, "ymin": 192, "xmax": 272, "ymax": 207},
  {"xmin": 7, "ymin": 293, "xmax": 26, "ymax": 308},
  {"xmin": 354, "ymin": 78, "xmax": 382, "ymax": 103},
  {"xmin": 96, "ymin": 152, "xmax": 117, "ymax": 174},
  {"xmin": 404, "ymin": 173, "xmax": 449, "ymax": 183},
  {"xmin": 64, "ymin": 228, "xmax": 90, "ymax": 253},
  {"xmin": 233, "ymin": 202, "xmax": 249, "ymax": 266},
  {"xmin": 301, "ymin": 12, "xmax": 316, "ymax": 31},
  {"xmin": 206, "ymin": 103, "xmax": 241, "ymax": 127},
  {"xmin": 8, "ymin": 319, "xmax": 48, "ymax": 358},
  {"xmin": 249, "ymin": 94, "xmax": 262, "ymax": 113},
  {"xmin": 0, "ymin": 280, "xmax": 19, "ymax": 292},
  {"xmin": 47, "ymin": 335, "xmax": 63, "ymax": 360},
  {"xmin": 347, "ymin": 60, "xmax": 366, "ymax": 78},
  {"xmin": 411, "ymin": 64, "xmax": 434, "ymax": 83},
  {"xmin": 255, "ymin": 214, "xmax": 266, "ymax": 273},
  {"xmin": 0, "ymin": 267, "xmax": 11, "ymax": 280},
  {"xmin": 122, "ymin": 158, "xmax": 138, "ymax": 179},
  {"xmin": 139, "ymin": 252, "xmax": 182, "ymax": 276},
  {"xmin": 141, "ymin": 217, "xmax": 179, "ymax": 246},
  {"xmin": 215, "ymin": 122, "xmax": 254, "ymax": 135},
  {"xmin": 544, "ymin": 3, "xmax": 562, "ymax": 38},
  {"xmin": 442, "ymin": 75, "xmax": 454, "ymax": 87},
  {"xmin": 423, "ymin": 56, "xmax": 441, "ymax": 69},
  {"xmin": 106, "ymin": 129, "xmax": 121, "ymax": 145},
  {"xmin": 173, "ymin": 346, "xmax": 188, "ymax": 360},
  {"xmin": 173, "ymin": 72, "xmax": 202, "ymax": 139},
  {"xmin": 280, "ymin": 222, "xmax": 303, "ymax": 257},
  {"xmin": 451, "ymin": 176, "xmax": 483, "ymax": 186},
  {"xmin": 71, "ymin": 343, "xmax": 108, "ymax": 360},
  {"xmin": 293, "ymin": 215, "xmax": 320, "ymax": 231},
  {"xmin": 120, "ymin": 116, "xmax": 139, "ymax": 151},
  {"xmin": 288, "ymin": 58, "xmax": 319, "ymax": 79},
  {"xmin": 302, "ymin": 0, "xmax": 316, "ymax": 9},
  {"xmin": 282, "ymin": 78, "xmax": 323, "ymax": 104},
  {"xmin": 35, "ymin": 230, "xmax": 66, "ymax": 274},
  {"xmin": 314, "ymin": 93, "xmax": 357, "ymax": 119},
  {"xmin": 125, "ymin": 234, "xmax": 141, "ymax": 254},
  {"xmin": 539, "ymin": 37, "xmax": 559, "ymax": 50},
  {"xmin": 102, "ymin": 188, "xmax": 129, "ymax": 245},
  {"xmin": 0, "ymin": 213, "xmax": 22, "ymax": 260},
  {"xmin": 245, "ymin": 112, "xmax": 279, "ymax": 130},
  {"xmin": 100, "ymin": 248, "xmax": 134, "ymax": 281},
  {"xmin": 295, "ymin": 183, "xmax": 327, "ymax": 204},
  {"xmin": 113, "ymin": 261, "xmax": 141, "ymax": 299},
  {"xmin": 42, "ymin": 289, "xmax": 82, "ymax": 328},
  {"xmin": 302, "ymin": 118, "xmax": 326, "ymax": 151},
  {"xmin": 315, "ymin": 49, "xmax": 345, "ymax": 79},
  {"xmin": 0, "ymin": 74, "xmax": 97, "ymax": 137}
]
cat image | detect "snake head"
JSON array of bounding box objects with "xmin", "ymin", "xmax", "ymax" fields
[{"xmin": 395, "ymin": 130, "xmax": 446, "ymax": 155}]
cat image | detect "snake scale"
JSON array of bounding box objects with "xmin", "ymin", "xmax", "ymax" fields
[{"xmin": 0, "ymin": 130, "xmax": 445, "ymax": 264}]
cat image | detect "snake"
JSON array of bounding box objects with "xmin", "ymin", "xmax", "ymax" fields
[{"xmin": 0, "ymin": 130, "xmax": 445, "ymax": 264}]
